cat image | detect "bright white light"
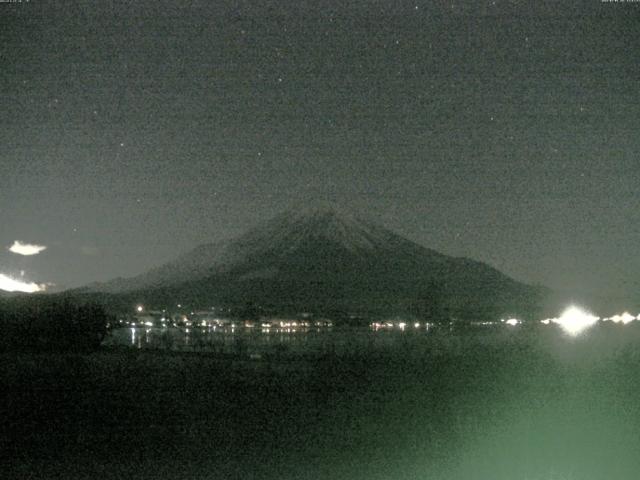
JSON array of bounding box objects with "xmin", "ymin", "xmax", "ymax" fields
[
  {"xmin": 8, "ymin": 240, "xmax": 47, "ymax": 256},
  {"xmin": 136, "ymin": 305, "xmax": 143, "ymax": 313},
  {"xmin": 0, "ymin": 273, "xmax": 46, "ymax": 293},
  {"xmin": 504, "ymin": 318, "xmax": 520, "ymax": 326},
  {"xmin": 540, "ymin": 319, "xmax": 551, "ymax": 325},
  {"xmin": 144, "ymin": 321, "xmax": 153, "ymax": 327},
  {"xmin": 554, "ymin": 306, "xmax": 599, "ymax": 336},
  {"xmin": 608, "ymin": 312, "xmax": 635, "ymax": 325}
]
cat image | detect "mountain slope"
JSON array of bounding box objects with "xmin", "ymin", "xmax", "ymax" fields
[
  {"xmin": 92, "ymin": 205, "xmax": 444, "ymax": 292},
  {"xmin": 88, "ymin": 205, "xmax": 548, "ymax": 320}
]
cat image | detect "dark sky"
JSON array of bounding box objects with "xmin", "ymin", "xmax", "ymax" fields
[{"xmin": 1, "ymin": 1, "xmax": 639, "ymax": 298}]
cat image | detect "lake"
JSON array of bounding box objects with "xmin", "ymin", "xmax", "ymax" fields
[
  {"xmin": 6, "ymin": 322, "xmax": 640, "ymax": 479},
  {"xmin": 103, "ymin": 323, "xmax": 535, "ymax": 358}
]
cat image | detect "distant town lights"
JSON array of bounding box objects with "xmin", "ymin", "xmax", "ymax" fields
[{"xmin": 607, "ymin": 312, "xmax": 635, "ymax": 324}]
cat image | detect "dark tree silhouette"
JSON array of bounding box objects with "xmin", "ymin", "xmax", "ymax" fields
[{"xmin": 0, "ymin": 296, "xmax": 109, "ymax": 352}]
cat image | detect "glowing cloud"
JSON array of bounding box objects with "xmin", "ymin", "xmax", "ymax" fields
[
  {"xmin": 553, "ymin": 306, "xmax": 600, "ymax": 336},
  {"xmin": 0, "ymin": 273, "xmax": 46, "ymax": 293},
  {"xmin": 8, "ymin": 240, "xmax": 47, "ymax": 256}
]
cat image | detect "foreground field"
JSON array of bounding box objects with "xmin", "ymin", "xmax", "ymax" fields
[{"xmin": 3, "ymin": 325, "xmax": 640, "ymax": 479}]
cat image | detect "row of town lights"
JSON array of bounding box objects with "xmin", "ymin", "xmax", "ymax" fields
[{"xmin": 135, "ymin": 304, "xmax": 639, "ymax": 338}]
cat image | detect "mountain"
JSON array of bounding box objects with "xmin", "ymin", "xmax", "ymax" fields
[
  {"xmin": 86, "ymin": 205, "xmax": 549, "ymax": 321},
  {"xmin": 90, "ymin": 205, "xmax": 444, "ymax": 293}
]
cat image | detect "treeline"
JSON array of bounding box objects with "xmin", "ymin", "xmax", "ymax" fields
[{"xmin": 0, "ymin": 295, "xmax": 110, "ymax": 352}]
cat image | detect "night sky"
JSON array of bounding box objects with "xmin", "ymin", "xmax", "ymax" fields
[{"xmin": 1, "ymin": 1, "xmax": 639, "ymax": 299}]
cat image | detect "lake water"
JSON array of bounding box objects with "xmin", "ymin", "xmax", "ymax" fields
[
  {"xmin": 103, "ymin": 323, "xmax": 566, "ymax": 357},
  {"xmin": 10, "ymin": 321, "xmax": 640, "ymax": 480},
  {"xmin": 105, "ymin": 324, "xmax": 432, "ymax": 357},
  {"xmin": 103, "ymin": 321, "xmax": 640, "ymax": 365}
]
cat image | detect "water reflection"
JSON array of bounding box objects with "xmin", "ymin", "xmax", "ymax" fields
[
  {"xmin": 109, "ymin": 322, "xmax": 497, "ymax": 358},
  {"xmin": 111, "ymin": 324, "xmax": 392, "ymax": 356},
  {"xmin": 107, "ymin": 313, "xmax": 640, "ymax": 360}
]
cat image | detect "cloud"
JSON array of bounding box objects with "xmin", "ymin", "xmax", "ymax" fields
[
  {"xmin": 8, "ymin": 240, "xmax": 47, "ymax": 256},
  {"xmin": 0, "ymin": 273, "xmax": 47, "ymax": 293}
]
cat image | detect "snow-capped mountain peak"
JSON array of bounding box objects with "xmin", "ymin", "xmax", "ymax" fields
[{"xmin": 234, "ymin": 204, "xmax": 397, "ymax": 256}]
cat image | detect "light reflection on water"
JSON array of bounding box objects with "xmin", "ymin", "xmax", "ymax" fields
[
  {"xmin": 109, "ymin": 325, "xmax": 437, "ymax": 356},
  {"xmin": 106, "ymin": 322, "xmax": 517, "ymax": 357},
  {"xmin": 104, "ymin": 321, "xmax": 640, "ymax": 363}
]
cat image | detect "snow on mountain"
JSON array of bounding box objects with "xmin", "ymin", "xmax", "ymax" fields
[
  {"xmin": 227, "ymin": 203, "xmax": 434, "ymax": 258},
  {"xmin": 90, "ymin": 204, "xmax": 439, "ymax": 293}
]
